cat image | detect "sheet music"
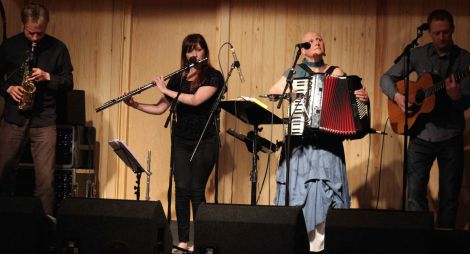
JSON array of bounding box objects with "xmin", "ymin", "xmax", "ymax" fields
[
  {"xmin": 108, "ymin": 139, "xmax": 151, "ymax": 176},
  {"xmin": 240, "ymin": 96, "xmax": 268, "ymax": 109}
]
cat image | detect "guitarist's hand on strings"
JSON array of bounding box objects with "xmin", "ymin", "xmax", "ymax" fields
[
  {"xmin": 445, "ymin": 74, "xmax": 462, "ymax": 101},
  {"xmin": 393, "ymin": 93, "xmax": 413, "ymax": 113}
]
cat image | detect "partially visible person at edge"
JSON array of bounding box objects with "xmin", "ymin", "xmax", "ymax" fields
[
  {"xmin": 123, "ymin": 34, "xmax": 223, "ymax": 252},
  {"xmin": 0, "ymin": 3, "xmax": 73, "ymax": 219},
  {"xmin": 269, "ymin": 31, "xmax": 369, "ymax": 252},
  {"xmin": 380, "ymin": 9, "xmax": 470, "ymax": 229}
]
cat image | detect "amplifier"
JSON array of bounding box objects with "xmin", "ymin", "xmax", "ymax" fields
[
  {"xmin": 71, "ymin": 169, "xmax": 96, "ymax": 198},
  {"xmin": 14, "ymin": 167, "xmax": 96, "ymax": 203},
  {"xmin": 55, "ymin": 169, "xmax": 96, "ymax": 200},
  {"xmin": 19, "ymin": 125, "xmax": 95, "ymax": 169}
]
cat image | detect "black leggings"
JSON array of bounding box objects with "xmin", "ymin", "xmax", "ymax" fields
[{"xmin": 172, "ymin": 135, "xmax": 218, "ymax": 242}]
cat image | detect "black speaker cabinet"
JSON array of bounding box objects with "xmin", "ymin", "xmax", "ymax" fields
[
  {"xmin": 57, "ymin": 198, "xmax": 172, "ymax": 254},
  {"xmin": 56, "ymin": 89, "xmax": 86, "ymax": 126},
  {"xmin": 0, "ymin": 197, "xmax": 50, "ymax": 254},
  {"xmin": 194, "ymin": 204, "xmax": 309, "ymax": 254},
  {"xmin": 325, "ymin": 208, "xmax": 434, "ymax": 254},
  {"xmin": 432, "ymin": 228, "xmax": 470, "ymax": 253}
]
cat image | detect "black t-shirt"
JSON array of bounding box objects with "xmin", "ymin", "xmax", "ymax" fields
[{"xmin": 166, "ymin": 67, "xmax": 224, "ymax": 140}]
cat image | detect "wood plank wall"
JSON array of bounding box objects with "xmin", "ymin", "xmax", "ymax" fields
[{"xmin": 1, "ymin": 0, "xmax": 469, "ymax": 228}]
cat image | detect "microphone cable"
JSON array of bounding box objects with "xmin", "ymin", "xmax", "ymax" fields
[
  {"xmin": 217, "ymin": 41, "xmax": 233, "ymax": 80},
  {"xmin": 0, "ymin": 0, "xmax": 6, "ymax": 42},
  {"xmin": 375, "ymin": 117, "xmax": 389, "ymax": 209},
  {"xmin": 217, "ymin": 41, "xmax": 235, "ymax": 202},
  {"xmin": 256, "ymin": 99, "xmax": 278, "ymax": 205}
]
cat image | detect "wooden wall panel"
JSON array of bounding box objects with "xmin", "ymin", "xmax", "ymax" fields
[
  {"xmin": 0, "ymin": 0, "xmax": 24, "ymax": 113},
  {"xmin": 42, "ymin": 0, "xmax": 132, "ymax": 198},
  {"xmin": 1, "ymin": 0, "xmax": 469, "ymax": 228}
]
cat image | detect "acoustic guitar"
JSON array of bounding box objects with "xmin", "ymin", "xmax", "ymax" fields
[{"xmin": 388, "ymin": 66, "xmax": 470, "ymax": 134}]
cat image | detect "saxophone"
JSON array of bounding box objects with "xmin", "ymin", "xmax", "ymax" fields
[{"xmin": 18, "ymin": 42, "xmax": 37, "ymax": 111}]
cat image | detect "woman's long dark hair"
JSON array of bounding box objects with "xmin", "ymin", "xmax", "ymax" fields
[{"xmin": 180, "ymin": 34, "xmax": 214, "ymax": 92}]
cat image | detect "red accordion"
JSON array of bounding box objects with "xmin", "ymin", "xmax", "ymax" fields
[{"xmin": 289, "ymin": 74, "xmax": 370, "ymax": 138}]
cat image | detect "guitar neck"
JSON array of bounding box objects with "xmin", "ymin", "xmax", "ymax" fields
[{"xmin": 424, "ymin": 66, "xmax": 470, "ymax": 97}]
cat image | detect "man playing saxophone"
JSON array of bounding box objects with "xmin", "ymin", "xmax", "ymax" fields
[{"xmin": 0, "ymin": 3, "xmax": 73, "ymax": 219}]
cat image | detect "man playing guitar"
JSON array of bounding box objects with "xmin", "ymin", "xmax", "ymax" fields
[{"xmin": 380, "ymin": 9, "xmax": 470, "ymax": 229}]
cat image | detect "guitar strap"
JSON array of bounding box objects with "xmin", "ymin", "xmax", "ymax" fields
[
  {"xmin": 433, "ymin": 47, "xmax": 459, "ymax": 114},
  {"xmin": 444, "ymin": 46, "xmax": 458, "ymax": 78}
]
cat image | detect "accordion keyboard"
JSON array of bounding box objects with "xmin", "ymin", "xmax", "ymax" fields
[{"xmin": 288, "ymin": 78, "xmax": 309, "ymax": 136}]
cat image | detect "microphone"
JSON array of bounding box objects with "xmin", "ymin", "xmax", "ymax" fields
[
  {"xmin": 295, "ymin": 42, "xmax": 311, "ymax": 50},
  {"xmin": 259, "ymin": 94, "xmax": 279, "ymax": 99},
  {"xmin": 230, "ymin": 46, "xmax": 245, "ymax": 83},
  {"xmin": 259, "ymin": 93, "xmax": 303, "ymax": 100},
  {"xmin": 417, "ymin": 23, "xmax": 429, "ymax": 31}
]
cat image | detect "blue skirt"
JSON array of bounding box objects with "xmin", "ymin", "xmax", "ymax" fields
[{"xmin": 274, "ymin": 143, "xmax": 350, "ymax": 232}]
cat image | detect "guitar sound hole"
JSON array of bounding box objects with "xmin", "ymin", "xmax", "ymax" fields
[
  {"xmin": 415, "ymin": 90, "xmax": 425, "ymax": 104},
  {"xmin": 408, "ymin": 103, "xmax": 420, "ymax": 114}
]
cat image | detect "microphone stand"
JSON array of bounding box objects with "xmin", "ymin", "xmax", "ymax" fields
[
  {"xmin": 134, "ymin": 171, "xmax": 142, "ymax": 201},
  {"xmin": 189, "ymin": 62, "xmax": 236, "ymax": 203},
  {"xmin": 213, "ymin": 112, "xmax": 221, "ymax": 204},
  {"xmin": 393, "ymin": 28, "xmax": 424, "ymax": 210},
  {"xmin": 164, "ymin": 91, "xmax": 182, "ymax": 128},
  {"xmin": 146, "ymin": 150, "xmax": 151, "ymax": 201},
  {"xmin": 277, "ymin": 47, "xmax": 303, "ymax": 206},
  {"xmin": 165, "ymin": 73, "xmax": 186, "ymax": 223}
]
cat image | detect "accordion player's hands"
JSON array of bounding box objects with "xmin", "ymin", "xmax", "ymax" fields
[{"xmin": 354, "ymin": 87, "xmax": 369, "ymax": 103}]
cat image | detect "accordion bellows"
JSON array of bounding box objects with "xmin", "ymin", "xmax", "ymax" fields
[{"xmin": 288, "ymin": 74, "xmax": 370, "ymax": 138}]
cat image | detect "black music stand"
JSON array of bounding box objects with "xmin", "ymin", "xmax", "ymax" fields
[
  {"xmin": 108, "ymin": 139, "xmax": 151, "ymax": 201},
  {"xmin": 227, "ymin": 128, "xmax": 281, "ymax": 154},
  {"xmin": 220, "ymin": 100, "xmax": 284, "ymax": 205}
]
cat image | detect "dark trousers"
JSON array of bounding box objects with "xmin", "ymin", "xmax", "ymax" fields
[
  {"xmin": 172, "ymin": 135, "xmax": 217, "ymax": 243},
  {"xmin": 407, "ymin": 135, "xmax": 464, "ymax": 228},
  {"xmin": 0, "ymin": 119, "xmax": 56, "ymax": 216}
]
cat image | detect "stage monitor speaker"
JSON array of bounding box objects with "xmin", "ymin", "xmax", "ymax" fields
[
  {"xmin": 0, "ymin": 197, "xmax": 50, "ymax": 254},
  {"xmin": 194, "ymin": 204, "xmax": 309, "ymax": 254},
  {"xmin": 56, "ymin": 89, "xmax": 86, "ymax": 126},
  {"xmin": 325, "ymin": 208, "xmax": 434, "ymax": 254},
  {"xmin": 57, "ymin": 198, "xmax": 172, "ymax": 254},
  {"xmin": 432, "ymin": 228, "xmax": 470, "ymax": 253}
]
